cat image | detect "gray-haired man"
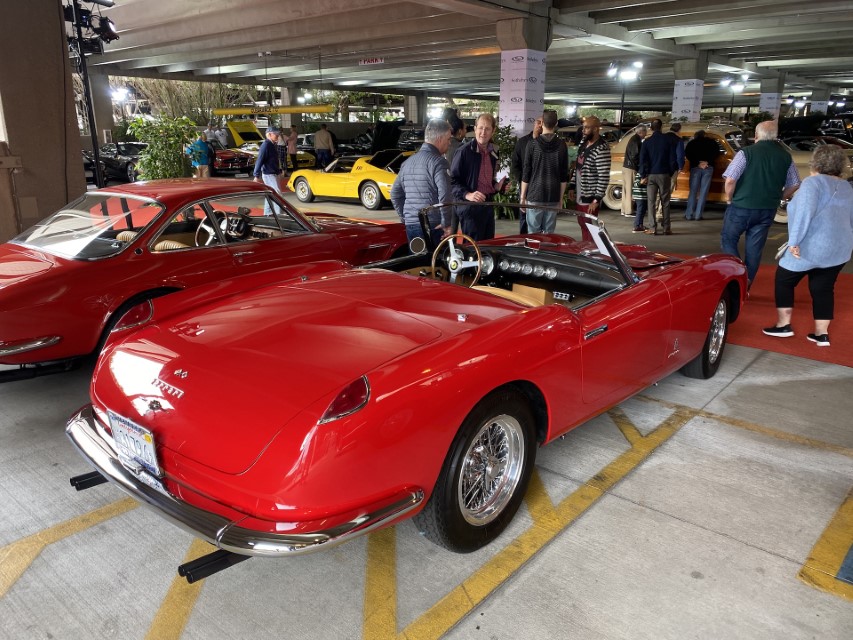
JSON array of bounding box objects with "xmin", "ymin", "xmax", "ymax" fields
[{"xmin": 391, "ymin": 118, "xmax": 453, "ymax": 248}]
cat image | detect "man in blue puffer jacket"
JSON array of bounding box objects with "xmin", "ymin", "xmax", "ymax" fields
[{"xmin": 391, "ymin": 118, "xmax": 453, "ymax": 248}]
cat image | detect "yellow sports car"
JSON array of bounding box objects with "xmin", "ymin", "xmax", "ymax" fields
[
  {"xmin": 288, "ymin": 149, "xmax": 412, "ymax": 210},
  {"xmin": 234, "ymin": 143, "xmax": 316, "ymax": 171}
]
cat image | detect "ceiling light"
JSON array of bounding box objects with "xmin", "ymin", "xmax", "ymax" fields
[
  {"xmin": 731, "ymin": 82, "xmax": 745, "ymax": 93},
  {"xmin": 606, "ymin": 62, "xmax": 618, "ymax": 78},
  {"xmin": 794, "ymin": 98, "xmax": 807, "ymax": 108},
  {"xmin": 720, "ymin": 77, "xmax": 732, "ymax": 87},
  {"xmin": 619, "ymin": 69, "xmax": 639, "ymax": 81},
  {"xmin": 92, "ymin": 16, "xmax": 119, "ymax": 43},
  {"xmin": 785, "ymin": 95, "xmax": 795, "ymax": 104}
]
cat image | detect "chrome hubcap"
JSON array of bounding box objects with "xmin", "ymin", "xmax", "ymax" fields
[
  {"xmin": 458, "ymin": 415, "xmax": 524, "ymax": 525},
  {"xmin": 708, "ymin": 299, "xmax": 727, "ymax": 364}
]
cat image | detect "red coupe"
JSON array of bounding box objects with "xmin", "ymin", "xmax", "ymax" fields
[
  {"xmin": 67, "ymin": 208, "xmax": 747, "ymax": 581},
  {"xmin": 0, "ymin": 179, "xmax": 407, "ymax": 380}
]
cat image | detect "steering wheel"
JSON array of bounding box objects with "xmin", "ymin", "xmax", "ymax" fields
[
  {"xmin": 194, "ymin": 210, "xmax": 234, "ymax": 246},
  {"xmin": 431, "ymin": 234, "xmax": 483, "ymax": 286}
]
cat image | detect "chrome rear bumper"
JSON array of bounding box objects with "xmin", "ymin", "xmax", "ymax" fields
[{"xmin": 65, "ymin": 405, "xmax": 424, "ymax": 557}]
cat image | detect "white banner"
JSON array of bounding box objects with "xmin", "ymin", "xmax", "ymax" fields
[
  {"xmin": 811, "ymin": 101, "xmax": 829, "ymax": 115},
  {"xmin": 671, "ymin": 79, "xmax": 704, "ymax": 122},
  {"xmin": 759, "ymin": 93, "xmax": 781, "ymax": 120},
  {"xmin": 499, "ymin": 49, "xmax": 546, "ymax": 137}
]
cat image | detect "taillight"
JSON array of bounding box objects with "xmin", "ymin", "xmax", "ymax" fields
[
  {"xmin": 112, "ymin": 300, "xmax": 154, "ymax": 333},
  {"xmin": 319, "ymin": 376, "xmax": 370, "ymax": 424}
]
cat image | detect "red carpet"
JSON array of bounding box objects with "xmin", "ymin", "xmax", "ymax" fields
[{"xmin": 728, "ymin": 266, "xmax": 853, "ymax": 368}]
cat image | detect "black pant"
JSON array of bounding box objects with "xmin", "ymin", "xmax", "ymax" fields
[{"xmin": 774, "ymin": 263, "xmax": 846, "ymax": 320}]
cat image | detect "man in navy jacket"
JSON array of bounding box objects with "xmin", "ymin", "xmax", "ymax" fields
[{"xmin": 639, "ymin": 119, "xmax": 677, "ymax": 235}]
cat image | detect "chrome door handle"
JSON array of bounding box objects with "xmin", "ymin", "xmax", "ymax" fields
[
  {"xmin": 584, "ymin": 325, "xmax": 608, "ymax": 340},
  {"xmin": 232, "ymin": 251, "xmax": 254, "ymax": 258}
]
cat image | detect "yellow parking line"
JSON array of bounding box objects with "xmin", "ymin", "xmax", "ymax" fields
[
  {"xmin": 0, "ymin": 498, "xmax": 137, "ymax": 599},
  {"xmin": 398, "ymin": 407, "xmax": 696, "ymax": 640},
  {"xmin": 638, "ymin": 395, "xmax": 853, "ymax": 458},
  {"xmin": 798, "ymin": 489, "xmax": 853, "ymax": 602},
  {"xmin": 608, "ymin": 406, "xmax": 644, "ymax": 446},
  {"xmin": 145, "ymin": 538, "xmax": 214, "ymax": 640},
  {"xmin": 363, "ymin": 527, "xmax": 398, "ymax": 640}
]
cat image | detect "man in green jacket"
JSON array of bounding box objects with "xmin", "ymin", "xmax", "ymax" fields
[{"xmin": 721, "ymin": 120, "xmax": 800, "ymax": 287}]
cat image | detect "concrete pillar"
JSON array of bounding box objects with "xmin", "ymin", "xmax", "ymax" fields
[
  {"xmin": 88, "ymin": 69, "xmax": 115, "ymax": 146},
  {"xmin": 760, "ymin": 75, "xmax": 786, "ymax": 120},
  {"xmin": 496, "ymin": 13, "xmax": 550, "ymax": 137},
  {"xmin": 404, "ymin": 92, "xmax": 427, "ymax": 125},
  {"xmin": 280, "ymin": 87, "xmax": 303, "ymax": 129},
  {"xmin": 0, "ymin": 0, "xmax": 85, "ymax": 241},
  {"xmin": 810, "ymin": 88, "xmax": 831, "ymax": 117},
  {"xmin": 671, "ymin": 56, "xmax": 708, "ymax": 123}
]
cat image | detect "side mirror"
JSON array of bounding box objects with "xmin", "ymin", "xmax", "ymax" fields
[{"xmin": 409, "ymin": 236, "xmax": 427, "ymax": 255}]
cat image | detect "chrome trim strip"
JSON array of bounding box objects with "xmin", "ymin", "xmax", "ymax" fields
[
  {"xmin": 0, "ymin": 335, "xmax": 61, "ymax": 356},
  {"xmin": 66, "ymin": 406, "xmax": 424, "ymax": 557}
]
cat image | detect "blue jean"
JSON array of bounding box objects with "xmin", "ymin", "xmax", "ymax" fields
[
  {"xmin": 685, "ymin": 166, "xmax": 713, "ymax": 219},
  {"xmin": 720, "ymin": 205, "xmax": 776, "ymax": 284},
  {"xmin": 525, "ymin": 203, "xmax": 558, "ymax": 233},
  {"xmin": 633, "ymin": 197, "xmax": 648, "ymax": 229},
  {"xmin": 316, "ymin": 149, "xmax": 332, "ymax": 168}
]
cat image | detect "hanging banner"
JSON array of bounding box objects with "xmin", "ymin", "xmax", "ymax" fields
[
  {"xmin": 758, "ymin": 93, "xmax": 781, "ymax": 120},
  {"xmin": 498, "ymin": 49, "xmax": 546, "ymax": 137},
  {"xmin": 671, "ymin": 79, "xmax": 704, "ymax": 122}
]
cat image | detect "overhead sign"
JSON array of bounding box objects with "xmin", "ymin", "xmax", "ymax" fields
[
  {"xmin": 212, "ymin": 105, "xmax": 334, "ymax": 116},
  {"xmin": 359, "ymin": 57, "xmax": 385, "ymax": 66}
]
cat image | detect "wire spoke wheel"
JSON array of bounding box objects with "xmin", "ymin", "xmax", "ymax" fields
[{"xmin": 458, "ymin": 414, "xmax": 525, "ymax": 526}]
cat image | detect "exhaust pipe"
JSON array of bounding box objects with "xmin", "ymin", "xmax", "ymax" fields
[
  {"xmin": 70, "ymin": 470, "xmax": 108, "ymax": 490},
  {"xmin": 177, "ymin": 549, "xmax": 250, "ymax": 583}
]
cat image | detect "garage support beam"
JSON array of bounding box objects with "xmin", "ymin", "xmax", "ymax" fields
[
  {"xmin": 87, "ymin": 69, "xmax": 117, "ymax": 148},
  {"xmin": 0, "ymin": 0, "xmax": 85, "ymax": 241}
]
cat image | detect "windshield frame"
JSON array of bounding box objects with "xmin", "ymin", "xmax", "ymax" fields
[{"xmin": 11, "ymin": 192, "xmax": 165, "ymax": 260}]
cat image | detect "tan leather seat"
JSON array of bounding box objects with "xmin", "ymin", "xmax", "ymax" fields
[
  {"xmin": 471, "ymin": 285, "xmax": 543, "ymax": 307},
  {"xmin": 152, "ymin": 239, "xmax": 190, "ymax": 251},
  {"xmin": 116, "ymin": 230, "xmax": 138, "ymax": 243}
]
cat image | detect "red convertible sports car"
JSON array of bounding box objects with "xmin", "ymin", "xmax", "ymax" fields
[
  {"xmin": 67, "ymin": 206, "xmax": 747, "ymax": 581},
  {"xmin": 0, "ymin": 179, "xmax": 407, "ymax": 380}
]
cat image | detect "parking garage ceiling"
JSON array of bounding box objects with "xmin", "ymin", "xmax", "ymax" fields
[{"xmin": 89, "ymin": 0, "xmax": 853, "ymax": 109}]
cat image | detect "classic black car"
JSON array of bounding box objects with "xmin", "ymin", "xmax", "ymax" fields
[{"xmin": 99, "ymin": 142, "xmax": 148, "ymax": 183}]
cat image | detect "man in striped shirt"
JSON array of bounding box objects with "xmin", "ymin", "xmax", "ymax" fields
[{"xmin": 570, "ymin": 116, "xmax": 611, "ymax": 216}]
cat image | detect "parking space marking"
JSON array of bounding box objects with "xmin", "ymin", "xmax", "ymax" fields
[
  {"xmin": 639, "ymin": 395, "xmax": 853, "ymax": 459},
  {"xmin": 0, "ymin": 497, "xmax": 138, "ymax": 598},
  {"xmin": 364, "ymin": 527, "xmax": 398, "ymax": 639},
  {"xmin": 145, "ymin": 538, "xmax": 213, "ymax": 640},
  {"xmin": 397, "ymin": 406, "xmax": 695, "ymax": 640},
  {"xmin": 798, "ymin": 489, "xmax": 853, "ymax": 602}
]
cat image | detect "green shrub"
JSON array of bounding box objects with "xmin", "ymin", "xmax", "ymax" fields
[{"xmin": 127, "ymin": 115, "xmax": 199, "ymax": 180}]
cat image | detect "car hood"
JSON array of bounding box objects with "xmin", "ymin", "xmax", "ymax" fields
[
  {"xmin": 0, "ymin": 244, "xmax": 57, "ymax": 290},
  {"xmin": 96, "ymin": 271, "xmax": 475, "ymax": 475}
]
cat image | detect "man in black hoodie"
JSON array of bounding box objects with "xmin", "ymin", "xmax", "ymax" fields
[{"xmin": 519, "ymin": 110, "xmax": 568, "ymax": 233}]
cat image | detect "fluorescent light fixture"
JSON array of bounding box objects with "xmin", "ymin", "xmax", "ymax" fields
[
  {"xmin": 619, "ymin": 69, "xmax": 639, "ymax": 81},
  {"xmin": 731, "ymin": 82, "xmax": 745, "ymax": 93},
  {"xmin": 720, "ymin": 77, "xmax": 732, "ymax": 87}
]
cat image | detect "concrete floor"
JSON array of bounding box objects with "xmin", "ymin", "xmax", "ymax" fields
[{"xmin": 1, "ymin": 196, "xmax": 851, "ymax": 639}]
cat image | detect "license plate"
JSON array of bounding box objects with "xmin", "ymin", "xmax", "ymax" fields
[
  {"xmin": 108, "ymin": 411, "xmax": 162, "ymax": 477},
  {"xmin": 235, "ymin": 172, "xmax": 249, "ymax": 178}
]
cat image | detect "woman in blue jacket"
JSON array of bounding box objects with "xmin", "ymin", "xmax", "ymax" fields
[{"xmin": 763, "ymin": 145, "xmax": 853, "ymax": 346}]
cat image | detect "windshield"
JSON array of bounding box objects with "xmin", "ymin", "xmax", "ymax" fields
[{"xmin": 12, "ymin": 193, "xmax": 164, "ymax": 259}]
